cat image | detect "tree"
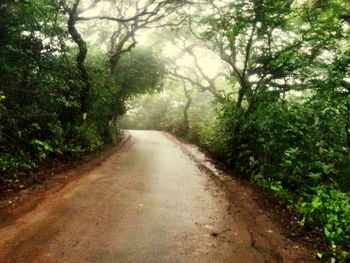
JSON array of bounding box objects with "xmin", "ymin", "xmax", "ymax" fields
[
  {"xmin": 180, "ymin": 79, "xmax": 193, "ymax": 135},
  {"xmin": 188, "ymin": 0, "xmax": 345, "ymax": 111},
  {"xmin": 60, "ymin": 0, "xmax": 187, "ymax": 119},
  {"xmin": 74, "ymin": 0, "xmax": 186, "ymax": 71},
  {"xmin": 0, "ymin": 0, "xmax": 167, "ymax": 173}
]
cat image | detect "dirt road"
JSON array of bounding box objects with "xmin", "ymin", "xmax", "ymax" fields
[{"xmin": 0, "ymin": 131, "xmax": 314, "ymax": 262}]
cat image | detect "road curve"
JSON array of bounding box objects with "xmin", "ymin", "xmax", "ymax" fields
[{"xmin": 0, "ymin": 131, "xmax": 313, "ymax": 263}]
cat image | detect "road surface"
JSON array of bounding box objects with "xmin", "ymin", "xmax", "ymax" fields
[{"xmin": 0, "ymin": 131, "xmax": 313, "ymax": 262}]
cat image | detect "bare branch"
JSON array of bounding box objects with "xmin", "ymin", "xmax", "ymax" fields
[{"xmin": 77, "ymin": 0, "xmax": 101, "ymax": 15}]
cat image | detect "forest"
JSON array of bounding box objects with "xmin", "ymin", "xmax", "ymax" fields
[{"xmin": 1, "ymin": 0, "xmax": 350, "ymax": 261}]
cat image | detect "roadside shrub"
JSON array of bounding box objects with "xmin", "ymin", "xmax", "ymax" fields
[
  {"xmin": 200, "ymin": 97, "xmax": 350, "ymax": 261},
  {"xmin": 63, "ymin": 124, "xmax": 103, "ymax": 156}
]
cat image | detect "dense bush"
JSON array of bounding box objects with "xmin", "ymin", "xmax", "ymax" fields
[
  {"xmin": 198, "ymin": 96, "xmax": 350, "ymax": 259},
  {"xmin": 0, "ymin": 1, "xmax": 165, "ymax": 175}
]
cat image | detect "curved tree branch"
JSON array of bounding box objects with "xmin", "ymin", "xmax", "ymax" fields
[{"xmin": 66, "ymin": 0, "xmax": 91, "ymax": 120}]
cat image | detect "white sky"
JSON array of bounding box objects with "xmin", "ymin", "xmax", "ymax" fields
[{"xmin": 78, "ymin": 0, "xmax": 228, "ymax": 82}]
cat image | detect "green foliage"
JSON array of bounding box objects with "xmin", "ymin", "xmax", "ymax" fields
[
  {"xmin": 0, "ymin": 2, "xmax": 165, "ymax": 175},
  {"xmin": 62, "ymin": 124, "xmax": 103, "ymax": 155},
  {"xmin": 0, "ymin": 153, "xmax": 36, "ymax": 173},
  {"xmin": 297, "ymin": 186, "xmax": 350, "ymax": 260},
  {"xmin": 114, "ymin": 48, "xmax": 166, "ymax": 99},
  {"xmin": 87, "ymin": 47, "xmax": 166, "ymax": 141},
  {"xmin": 197, "ymin": 97, "xmax": 350, "ymax": 260},
  {"xmin": 30, "ymin": 139, "xmax": 54, "ymax": 160},
  {"xmin": 121, "ymin": 86, "xmax": 214, "ymax": 138},
  {"xmin": 198, "ymin": 119, "xmax": 232, "ymax": 162}
]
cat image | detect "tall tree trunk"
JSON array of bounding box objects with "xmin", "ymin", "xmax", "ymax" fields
[
  {"xmin": 67, "ymin": 0, "xmax": 90, "ymax": 121},
  {"xmin": 182, "ymin": 81, "xmax": 192, "ymax": 136}
]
